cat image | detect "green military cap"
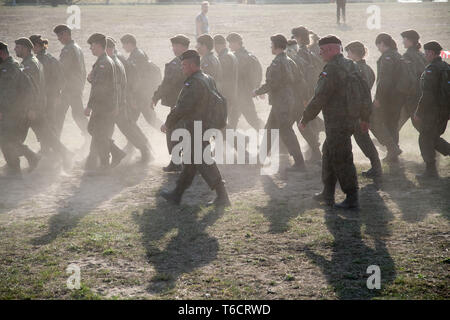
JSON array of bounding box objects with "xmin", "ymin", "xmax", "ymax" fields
[
  {"xmin": 270, "ymin": 34, "xmax": 288, "ymax": 49},
  {"xmin": 0, "ymin": 41, "xmax": 8, "ymax": 51},
  {"xmin": 423, "ymin": 41, "xmax": 442, "ymax": 53},
  {"xmin": 226, "ymin": 32, "xmax": 243, "ymax": 43},
  {"xmin": 197, "ymin": 34, "xmax": 214, "ymax": 50},
  {"xmin": 213, "ymin": 35, "xmax": 226, "ymax": 45},
  {"xmin": 170, "ymin": 34, "xmax": 190, "ymax": 47},
  {"xmin": 291, "ymin": 26, "xmax": 309, "ymax": 39},
  {"xmin": 53, "ymin": 24, "xmax": 71, "ymax": 34},
  {"xmin": 29, "ymin": 34, "xmax": 47, "ymax": 46},
  {"xmin": 15, "ymin": 37, "xmax": 34, "ymax": 49},
  {"xmin": 120, "ymin": 33, "xmax": 137, "ymax": 45},
  {"xmin": 180, "ymin": 49, "xmax": 200, "ymax": 61},
  {"xmin": 318, "ymin": 35, "xmax": 342, "ymax": 46},
  {"xmin": 87, "ymin": 33, "xmax": 106, "ymax": 47},
  {"xmin": 400, "ymin": 30, "xmax": 420, "ymax": 42},
  {"xmin": 106, "ymin": 37, "xmax": 116, "ymax": 48}
]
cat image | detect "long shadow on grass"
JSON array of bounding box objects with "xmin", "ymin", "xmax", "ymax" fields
[
  {"xmin": 31, "ymin": 162, "xmax": 148, "ymax": 246},
  {"xmin": 303, "ymin": 183, "xmax": 396, "ymax": 299},
  {"xmin": 381, "ymin": 160, "xmax": 450, "ymax": 222},
  {"xmin": 133, "ymin": 173, "xmax": 226, "ymax": 294}
]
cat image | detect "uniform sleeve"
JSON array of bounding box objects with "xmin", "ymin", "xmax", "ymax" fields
[
  {"xmin": 0, "ymin": 66, "xmax": 17, "ymax": 113},
  {"xmin": 165, "ymin": 79, "xmax": 201, "ymax": 129},
  {"xmin": 416, "ymin": 65, "xmax": 440, "ymax": 119},
  {"xmin": 153, "ymin": 61, "xmax": 176, "ymax": 103},
  {"xmin": 375, "ymin": 55, "xmax": 395, "ymax": 101},
  {"xmin": 60, "ymin": 47, "xmax": 77, "ymax": 77},
  {"xmin": 254, "ymin": 61, "xmax": 283, "ymax": 95},
  {"xmin": 301, "ymin": 65, "xmax": 335, "ymax": 124}
]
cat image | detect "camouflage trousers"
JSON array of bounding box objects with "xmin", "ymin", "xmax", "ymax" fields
[
  {"xmin": 419, "ymin": 120, "xmax": 450, "ymax": 165},
  {"xmin": 322, "ymin": 128, "xmax": 358, "ymax": 195}
]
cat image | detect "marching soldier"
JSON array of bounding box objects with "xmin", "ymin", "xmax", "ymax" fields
[
  {"xmin": 226, "ymin": 32, "xmax": 264, "ymax": 130},
  {"xmin": 106, "ymin": 37, "xmax": 151, "ymax": 166},
  {"xmin": 160, "ymin": 50, "xmax": 230, "ymax": 207},
  {"xmin": 84, "ymin": 33, "xmax": 118, "ymax": 174},
  {"xmin": 414, "ymin": 41, "xmax": 450, "ymax": 178},
  {"xmin": 53, "ymin": 24, "xmax": 88, "ymax": 143},
  {"xmin": 152, "ymin": 35, "xmax": 189, "ymax": 172},
  {"xmin": 196, "ymin": 34, "xmax": 222, "ymax": 84},
  {"xmin": 253, "ymin": 34, "xmax": 306, "ymax": 173},
  {"xmin": 299, "ymin": 35, "xmax": 362, "ymax": 209}
]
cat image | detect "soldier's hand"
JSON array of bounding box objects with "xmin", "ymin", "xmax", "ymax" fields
[
  {"xmin": 87, "ymin": 72, "xmax": 92, "ymax": 82},
  {"xmin": 298, "ymin": 121, "xmax": 306, "ymax": 131},
  {"xmin": 160, "ymin": 124, "xmax": 167, "ymax": 133},
  {"xmin": 360, "ymin": 121, "xmax": 370, "ymax": 133},
  {"xmin": 373, "ymin": 100, "xmax": 381, "ymax": 109},
  {"xmin": 259, "ymin": 94, "xmax": 266, "ymax": 100},
  {"xmin": 84, "ymin": 107, "xmax": 92, "ymax": 117},
  {"xmin": 252, "ymin": 90, "xmax": 258, "ymax": 98}
]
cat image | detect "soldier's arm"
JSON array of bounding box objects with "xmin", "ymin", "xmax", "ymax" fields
[
  {"xmin": 59, "ymin": 47, "xmax": 77, "ymax": 77},
  {"xmin": 153, "ymin": 61, "xmax": 181, "ymax": 103},
  {"xmin": 0, "ymin": 67, "xmax": 17, "ymax": 113},
  {"xmin": 165, "ymin": 79, "xmax": 200, "ymax": 129},
  {"xmin": 254, "ymin": 62, "xmax": 283, "ymax": 95},
  {"xmin": 416, "ymin": 65, "xmax": 440, "ymax": 119},
  {"xmin": 301, "ymin": 66, "xmax": 335, "ymax": 124},
  {"xmin": 375, "ymin": 55, "xmax": 395, "ymax": 101}
]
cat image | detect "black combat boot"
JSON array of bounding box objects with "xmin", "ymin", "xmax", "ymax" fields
[
  {"xmin": 383, "ymin": 145, "xmax": 402, "ymax": 164},
  {"xmin": 160, "ymin": 185, "xmax": 185, "ymax": 205},
  {"xmin": 207, "ymin": 181, "xmax": 231, "ymax": 207},
  {"xmin": 335, "ymin": 192, "xmax": 359, "ymax": 209},
  {"xmin": 24, "ymin": 150, "xmax": 41, "ymax": 173},
  {"xmin": 285, "ymin": 162, "xmax": 307, "ymax": 173},
  {"xmin": 362, "ymin": 158, "xmax": 382, "ymax": 179},
  {"xmin": 110, "ymin": 143, "xmax": 126, "ymax": 168},
  {"xmin": 313, "ymin": 186, "xmax": 335, "ymax": 206},
  {"xmin": 416, "ymin": 162, "xmax": 439, "ymax": 180}
]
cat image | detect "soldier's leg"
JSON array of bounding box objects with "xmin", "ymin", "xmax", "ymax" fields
[
  {"xmin": 435, "ymin": 120, "xmax": 450, "ymax": 157},
  {"xmin": 55, "ymin": 92, "xmax": 71, "ymax": 139},
  {"xmin": 68, "ymin": 91, "xmax": 88, "ymax": 135},
  {"xmin": 116, "ymin": 113, "xmax": 149, "ymax": 152},
  {"xmin": 418, "ymin": 127, "xmax": 439, "ymax": 177},
  {"xmin": 319, "ymin": 138, "xmax": 337, "ymax": 202},
  {"xmin": 98, "ymin": 117, "xmax": 115, "ymax": 168},
  {"xmin": 241, "ymin": 95, "xmax": 264, "ymax": 130},
  {"xmin": 279, "ymin": 121, "xmax": 305, "ymax": 168},
  {"xmin": 141, "ymin": 106, "xmax": 163, "ymax": 129},
  {"xmin": 0, "ymin": 138, "xmax": 21, "ymax": 176},
  {"xmin": 299, "ymin": 124, "xmax": 321, "ymax": 160},
  {"xmin": 227, "ymin": 102, "xmax": 242, "ymax": 130},
  {"xmin": 353, "ymin": 125, "xmax": 382, "ymax": 176}
]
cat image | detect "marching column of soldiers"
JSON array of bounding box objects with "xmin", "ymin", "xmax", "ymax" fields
[{"xmin": 0, "ymin": 24, "xmax": 449, "ymax": 209}]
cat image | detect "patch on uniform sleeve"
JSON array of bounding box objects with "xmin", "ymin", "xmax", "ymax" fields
[
  {"xmin": 99, "ymin": 64, "xmax": 105, "ymax": 68},
  {"xmin": 172, "ymin": 61, "xmax": 177, "ymax": 65},
  {"xmin": 426, "ymin": 69, "xmax": 432, "ymax": 73},
  {"xmin": 184, "ymin": 81, "xmax": 190, "ymax": 87},
  {"xmin": 385, "ymin": 56, "xmax": 391, "ymax": 60},
  {"xmin": 203, "ymin": 63, "xmax": 209, "ymax": 67},
  {"xmin": 1, "ymin": 69, "xmax": 6, "ymax": 72},
  {"xmin": 320, "ymin": 71, "xmax": 327, "ymax": 77}
]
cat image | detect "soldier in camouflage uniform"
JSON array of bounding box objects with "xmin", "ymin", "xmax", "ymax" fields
[
  {"xmin": 84, "ymin": 33, "xmax": 118, "ymax": 174},
  {"xmin": 0, "ymin": 42, "xmax": 35, "ymax": 178},
  {"xmin": 197, "ymin": 34, "xmax": 222, "ymax": 84},
  {"xmin": 373, "ymin": 33, "xmax": 406, "ymax": 163},
  {"xmin": 414, "ymin": 41, "xmax": 450, "ymax": 178},
  {"xmin": 15, "ymin": 38, "xmax": 72, "ymax": 171},
  {"xmin": 120, "ymin": 34, "xmax": 162, "ymax": 132},
  {"xmin": 53, "ymin": 25, "xmax": 88, "ymax": 142},
  {"xmin": 254, "ymin": 34, "xmax": 306, "ymax": 173},
  {"xmin": 299, "ymin": 35, "xmax": 362, "ymax": 209},
  {"xmin": 152, "ymin": 35, "xmax": 189, "ymax": 172},
  {"xmin": 344, "ymin": 41, "xmax": 382, "ymax": 179},
  {"xmin": 399, "ymin": 30, "xmax": 427, "ymax": 131},
  {"xmin": 226, "ymin": 33, "xmax": 264, "ymax": 130},
  {"xmin": 160, "ymin": 50, "xmax": 230, "ymax": 207},
  {"xmin": 106, "ymin": 37, "xmax": 151, "ymax": 167}
]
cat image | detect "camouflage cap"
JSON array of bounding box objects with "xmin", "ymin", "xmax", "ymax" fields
[
  {"xmin": 87, "ymin": 33, "xmax": 106, "ymax": 48},
  {"xmin": 53, "ymin": 24, "xmax": 71, "ymax": 34},
  {"xmin": 400, "ymin": 29, "xmax": 420, "ymax": 42},
  {"xmin": 318, "ymin": 35, "xmax": 342, "ymax": 46},
  {"xmin": 270, "ymin": 34, "xmax": 288, "ymax": 49},
  {"xmin": 15, "ymin": 37, "xmax": 34, "ymax": 50},
  {"xmin": 226, "ymin": 32, "xmax": 243, "ymax": 43},
  {"xmin": 213, "ymin": 35, "xmax": 226, "ymax": 45},
  {"xmin": 120, "ymin": 33, "xmax": 137, "ymax": 45},
  {"xmin": 423, "ymin": 41, "xmax": 443, "ymax": 53},
  {"xmin": 197, "ymin": 34, "xmax": 214, "ymax": 50},
  {"xmin": 170, "ymin": 34, "xmax": 190, "ymax": 47}
]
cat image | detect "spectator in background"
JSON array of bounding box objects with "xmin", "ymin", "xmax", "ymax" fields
[{"xmin": 196, "ymin": 1, "xmax": 210, "ymax": 37}]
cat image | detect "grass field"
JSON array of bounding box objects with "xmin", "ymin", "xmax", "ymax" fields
[{"xmin": 0, "ymin": 2, "xmax": 449, "ymax": 299}]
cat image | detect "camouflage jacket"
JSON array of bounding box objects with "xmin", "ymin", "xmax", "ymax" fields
[
  {"xmin": 234, "ymin": 46, "xmax": 255, "ymax": 93},
  {"xmin": 36, "ymin": 50, "xmax": 64, "ymax": 100},
  {"xmin": 416, "ymin": 56, "xmax": 448, "ymax": 124},
  {"xmin": 165, "ymin": 70, "xmax": 211, "ymax": 131},
  {"xmin": 22, "ymin": 54, "xmax": 47, "ymax": 113},
  {"xmin": 403, "ymin": 47, "xmax": 427, "ymax": 102},
  {"xmin": 87, "ymin": 53, "xmax": 117, "ymax": 114},
  {"xmin": 152, "ymin": 56, "xmax": 185, "ymax": 108},
  {"xmin": 111, "ymin": 54, "xmax": 127, "ymax": 111},
  {"xmin": 301, "ymin": 53, "xmax": 356, "ymax": 131},
  {"xmin": 254, "ymin": 52, "xmax": 297, "ymax": 109},
  {"xmin": 217, "ymin": 47, "xmax": 238, "ymax": 105},
  {"xmin": 201, "ymin": 51, "xmax": 222, "ymax": 84},
  {"xmin": 59, "ymin": 40, "xmax": 86, "ymax": 93},
  {"xmin": 375, "ymin": 48, "xmax": 403, "ymax": 103},
  {"xmin": 356, "ymin": 59, "xmax": 375, "ymax": 90}
]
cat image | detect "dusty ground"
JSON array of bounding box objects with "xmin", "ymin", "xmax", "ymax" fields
[{"xmin": 0, "ymin": 2, "xmax": 449, "ymax": 299}]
